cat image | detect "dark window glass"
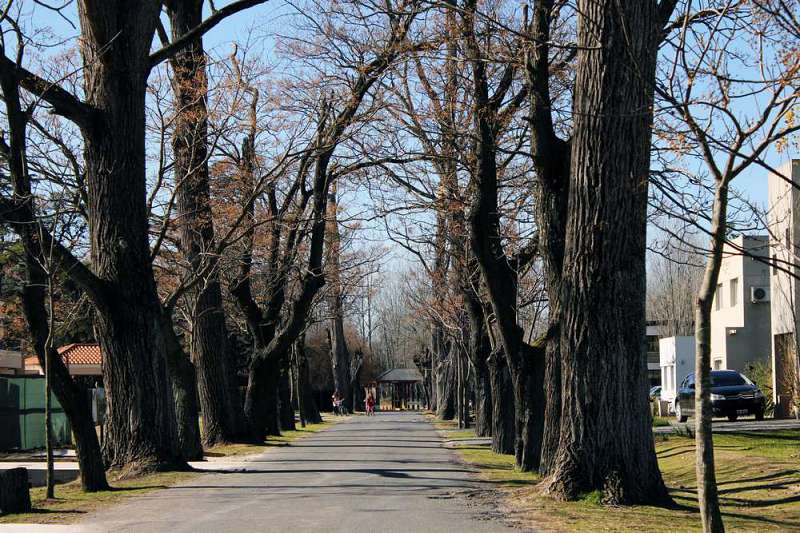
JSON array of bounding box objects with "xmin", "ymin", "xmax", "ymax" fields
[
  {"xmin": 710, "ymin": 372, "xmax": 746, "ymax": 387},
  {"xmin": 646, "ymin": 335, "xmax": 659, "ymax": 353}
]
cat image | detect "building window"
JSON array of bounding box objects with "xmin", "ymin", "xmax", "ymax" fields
[
  {"xmin": 773, "ymin": 254, "xmax": 778, "ymax": 276},
  {"xmin": 786, "ymin": 227, "xmax": 791, "ymax": 249},
  {"xmin": 729, "ymin": 277, "xmax": 738, "ymax": 307},
  {"xmin": 715, "ymin": 284, "xmax": 723, "ymax": 310},
  {"xmin": 646, "ymin": 335, "xmax": 659, "ymax": 354}
]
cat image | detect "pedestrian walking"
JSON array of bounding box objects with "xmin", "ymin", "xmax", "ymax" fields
[
  {"xmin": 365, "ymin": 393, "xmax": 376, "ymax": 416},
  {"xmin": 332, "ymin": 391, "xmax": 344, "ymax": 415}
]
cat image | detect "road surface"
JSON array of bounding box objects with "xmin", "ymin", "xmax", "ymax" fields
[{"xmin": 22, "ymin": 412, "xmax": 520, "ymax": 533}]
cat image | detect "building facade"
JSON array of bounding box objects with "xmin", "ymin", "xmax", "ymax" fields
[
  {"xmin": 767, "ymin": 159, "xmax": 800, "ymax": 418},
  {"xmin": 646, "ymin": 321, "xmax": 666, "ymax": 386},
  {"xmin": 709, "ymin": 235, "xmax": 772, "ymax": 372}
]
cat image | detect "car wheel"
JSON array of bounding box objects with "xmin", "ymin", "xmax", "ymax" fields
[
  {"xmin": 727, "ymin": 413, "xmax": 738, "ymax": 422},
  {"xmin": 755, "ymin": 409, "xmax": 764, "ymax": 421},
  {"xmin": 676, "ymin": 402, "xmax": 687, "ymax": 423}
]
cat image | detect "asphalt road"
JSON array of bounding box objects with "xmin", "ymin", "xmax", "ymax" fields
[{"xmin": 68, "ymin": 412, "xmax": 519, "ymax": 533}]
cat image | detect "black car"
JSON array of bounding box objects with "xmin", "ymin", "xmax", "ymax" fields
[
  {"xmin": 674, "ymin": 370, "xmax": 766, "ymax": 422},
  {"xmin": 649, "ymin": 386, "xmax": 661, "ymax": 401}
]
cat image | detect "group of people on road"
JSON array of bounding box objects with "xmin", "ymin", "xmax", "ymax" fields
[{"xmin": 330, "ymin": 390, "xmax": 376, "ymax": 416}]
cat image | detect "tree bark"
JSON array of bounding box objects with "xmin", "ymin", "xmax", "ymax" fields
[
  {"xmin": 350, "ymin": 352, "xmax": 364, "ymax": 412},
  {"xmin": 295, "ymin": 335, "xmax": 322, "ymax": 424},
  {"xmin": 694, "ymin": 185, "xmax": 727, "ymax": 532},
  {"xmin": 160, "ymin": 310, "xmax": 204, "ymax": 460},
  {"xmin": 460, "ymin": 254, "xmax": 493, "ymax": 437},
  {"xmin": 165, "ymin": 0, "xmax": 240, "ymax": 447},
  {"xmin": 544, "ymin": 0, "xmax": 668, "ymax": 504},
  {"xmin": 463, "ymin": 0, "xmax": 545, "ymax": 470},
  {"xmin": 473, "ymin": 357, "xmax": 492, "ymax": 437},
  {"xmin": 488, "ymin": 349, "xmax": 515, "ymax": 455},
  {"xmin": 436, "ymin": 351, "xmax": 456, "ymax": 420},
  {"xmin": 525, "ymin": 0, "xmax": 570, "ymax": 477},
  {"xmin": 279, "ymin": 359, "xmax": 296, "ymax": 431},
  {"xmin": 76, "ymin": 1, "xmax": 184, "ymax": 473},
  {"xmin": 326, "ymin": 183, "xmax": 353, "ymax": 412}
]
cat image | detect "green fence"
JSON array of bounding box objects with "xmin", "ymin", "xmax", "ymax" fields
[{"xmin": 0, "ymin": 376, "xmax": 72, "ymax": 451}]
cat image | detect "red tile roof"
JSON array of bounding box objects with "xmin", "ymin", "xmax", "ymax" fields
[
  {"xmin": 24, "ymin": 343, "xmax": 103, "ymax": 369},
  {"xmin": 57, "ymin": 343, "xmax": 102, "ymax": 365}
]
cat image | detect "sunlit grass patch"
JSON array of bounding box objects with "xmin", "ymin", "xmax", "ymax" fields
[
  {"xmin": 454, "ymin": 444, "xmax": 539, "ymax": 487},
  {"xmin": 453, "ymin": 429, "xmax": 800, "ymax": 532},
  {"xmin": 652, "ymin": 416, "xmax": 672, "ymax": 427}
]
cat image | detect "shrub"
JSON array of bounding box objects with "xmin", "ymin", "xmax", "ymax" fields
[{"xmin": 746, "ymin": 361, "xmax": 774, "ymax": 418}]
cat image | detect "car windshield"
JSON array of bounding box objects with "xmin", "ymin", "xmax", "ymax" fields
[{"xmin": 710, "ymin": 372, "xmax": 748, "ymax": 387}]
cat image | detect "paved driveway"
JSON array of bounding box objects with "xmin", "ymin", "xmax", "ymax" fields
[
  {"xmin": 653, "ymin": 417, "xmax": 800, "ymax": 434},
  {"xmin": 28, "ymin": 412, "xmax": 518, "ymax": 533}
]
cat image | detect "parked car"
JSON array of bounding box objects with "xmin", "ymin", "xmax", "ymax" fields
[
  {"xmin": 649, "ymin": 386, "xmax": 661, "ymax": 401},
  {"xmin": 674, "ymin": 370, "xmax": 766, "ymax": 423}
]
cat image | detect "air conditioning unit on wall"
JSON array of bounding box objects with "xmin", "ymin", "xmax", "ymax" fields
[{"xmin": 751, "ymin": 286, "xmax": 770, "ymax": 303}]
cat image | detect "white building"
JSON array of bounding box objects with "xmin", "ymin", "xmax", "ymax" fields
[
  {"xmin": 767, "ymin": 159, "xmax": 800, "ymax": 418},
  {"xmin": 0, "ymin": 348, "xmax": 23, "ymax": 375},
  {"xmin": 709, "ymin": 235, "xmax": 772, "ymax": 372},
  {"xmin": 659, "ymin": 336, "xmax": 695, "ymax": 406}
]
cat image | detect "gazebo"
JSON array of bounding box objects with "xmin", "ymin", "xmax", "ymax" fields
[{"xmin": 375, "ymin": 368, "xmax": 425, "ymax": 411}]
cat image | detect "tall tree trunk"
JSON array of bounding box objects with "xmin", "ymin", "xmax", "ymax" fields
[
  {"xmin": 694, "ymin": 186, "xmax": 727, "ymax": 532},
  {"xmin": 226, "ymin": 336, "xmax": 246, "ymax": 435},
  {"xmin": 160, "ymin": 311, "xmax": 203, "ymax": 460},
  {"xmin": 525, "ymin": 0, "xmax": 570, "ymax": 477},
  {"xmin": 436, "ymin": 351, "xmax": 456, "ymax": 420},
  {"xmin": 350, "ymin": 352, "xmax": 364, "ymax": 412},
  {"xmin": 545, "ymin": 0, "xmax": 668, "ymax": 504},
  {"xmin": 77, "ymin": 1, "xmax": 183, "ymax": 473},
  {"xmin": 328, "ymin": 321, "xmax": 352, "ymax": 412},
  {"xmin": 326, "ymin": 184, "xmax": 353, "ymax": 412},
  {"xmin": 165, "ymin": 0, "xmax": 239, "ymax": 446},
  {"xmin": 0, "ymin": 64, "xmax": 109, "ymax": 491},
  {"xmin": 488, "ymin": 349, "xmax": 515, "ymax": 455},
  {"xmin": 295, "ymin": 335, "xmax": 323, "ymax": 424},
  {"xmin": 245, "ymin": 355, "xmax": 282, "ymax": 438},
  {"xmin": 279, "ymin": 359, "xmax": 296, "ymax": 431},
  {"xmin": 460, "ymin": 255, "xmax": 493, "ymax": 438},
  {"xmin": 511, "ymin": 351, "xmax": 544, "ymax": 470},
  {"xmin": 463, "ymin": 0, "xmax": 545, "ymax": 471},
  {"xmin": 473, "ymin": 357, "xmax": 492, "ymax": 437}
]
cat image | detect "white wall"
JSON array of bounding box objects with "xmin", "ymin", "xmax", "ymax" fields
[
  {"xmin": 659, "ymin": 336, "xmax": 695, "ymax": 404},
  {"xmin": 709, "ymin": 235, "xmax": 771, "ymax": 371},
  {"xmin": 768, "ymin": 159, "xmax": 800, "ymax": 413},
  {"xmin": 769, "ymin": 160, "xmax": 800, "ymax": 336}
]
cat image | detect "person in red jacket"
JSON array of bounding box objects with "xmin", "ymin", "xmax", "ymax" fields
[{"xmin": 365, "ymin": 393, "xmax": 376, "ymax": 416}]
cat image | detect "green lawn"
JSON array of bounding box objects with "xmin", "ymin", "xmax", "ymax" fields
[
  {"xmin": 652, "ymin": 416, "xmax": 672, "ymax": 427},
  {"xmin": 452, "ymin": 429, "xmax": 800, "ymax": 532}
]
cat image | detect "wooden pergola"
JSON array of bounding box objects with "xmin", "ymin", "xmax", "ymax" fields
[{"xmin": 375, "ymin": 368, "xmax": 426, "ymax": 411}]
